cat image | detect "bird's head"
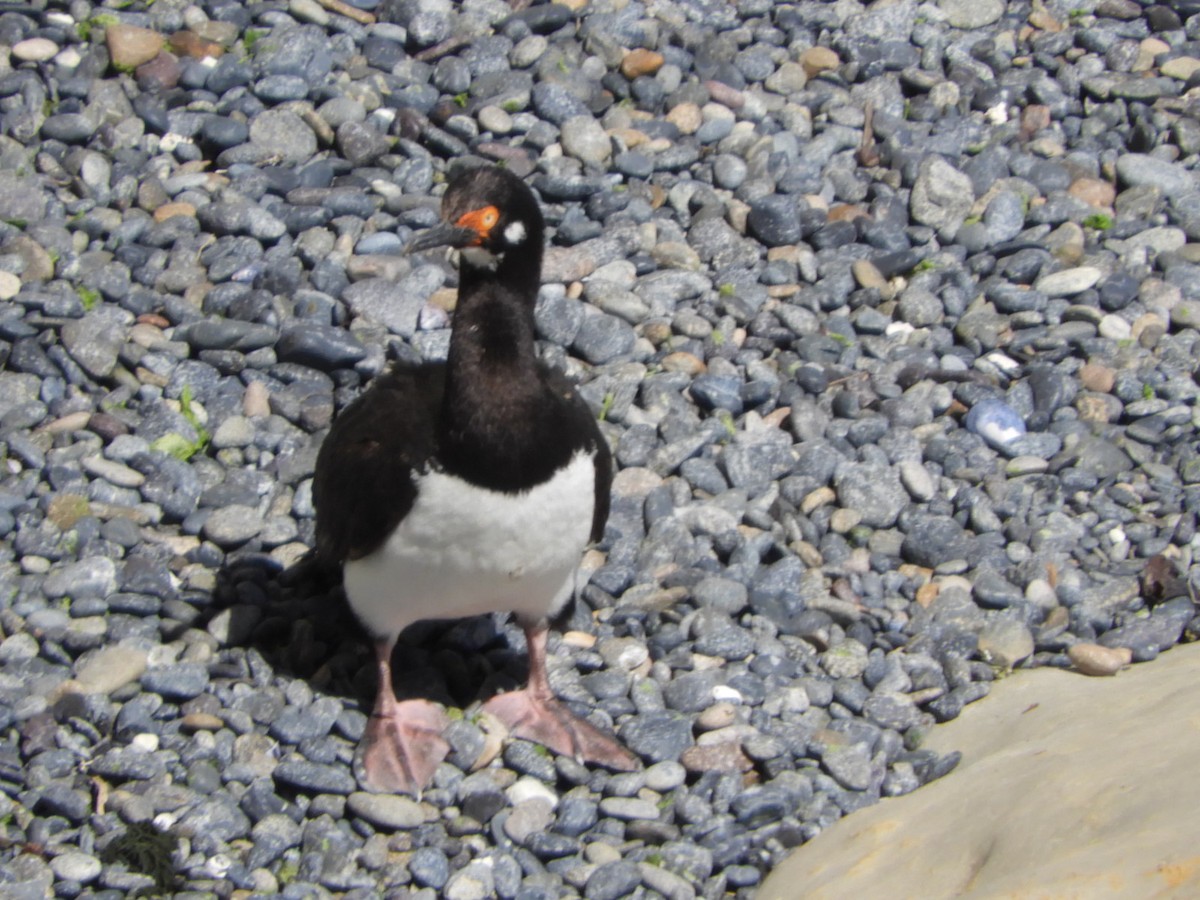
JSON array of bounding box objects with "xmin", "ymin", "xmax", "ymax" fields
[{"xmin": 405, "ymin": 165, "xmax": 543, "ymax": 273}]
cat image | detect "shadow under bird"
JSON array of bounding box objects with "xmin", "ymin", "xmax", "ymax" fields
[{"xmin": 312, "ymin": 165, "xmax": 639, "ymax": 793}]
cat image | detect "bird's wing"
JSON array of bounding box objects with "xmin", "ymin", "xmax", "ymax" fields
[
  {"xmin": 543, "ymin": 367, "xmax": 611, "ymax": 545},
  {"xmin": 312, "ymin": 366, "xmax": 446, "ymax": 563}
]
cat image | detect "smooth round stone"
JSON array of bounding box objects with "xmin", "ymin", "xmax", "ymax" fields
[
  {"xmin": 14, "ymin": 38, "xmax": 60, "ymax": 62},
  {"xmin": 713, "ymin": 155, "xmax": 748, "ymax": 189},
  {"xmin": 409, "ymin": 846, "xmax": 450, "ymax": 889},
  {"xmin": 1098, "ymin": 314, "xmax": 1132, "ymax": 340},
  {"xmin": 939, "ymin": 0, "xmax": 1004, "ymax": 27},
  {"xmin": 965, "ymin": 399, "xmax": 1026, "ymax": 447},
  {"xmin": 503, "ymin": 798, "xmax": 555, "ymax": 843},
  {"xmin": 273, "ymin": 760, "xmax": 356, "ymax": 794},
  {"xmin": 347, "ymin": 792, "xmax": 426, "ymax": 829},
  {"xmin": 1035, "ymin": 266, "xmax": 1103, "ymax": 297},
  {"xmin": 0, "ymin": 270, "xmax": 19, "ymax": 300},
  {"xmin": 254, "ymin": 74, "xmax": 309, "ymax": 102},
  {"xmin": 289, "ymin": 0, "xmax": 331, "ymax": 24},
  {"xmin": 42, "ymin": 113, "xmax": 96, "ymax": 143},
  {"xmin": 1115, "ymin": 154, "xmax": 1193, "ymax": 195},
  {"xmin": 1006, "ymin": 456, "xmax": 1050, "ymax": 475},
  {"xmin": 982, "ymin": 191, "xmax": 1025, "ymax": 243},
  {"xmin": 50, "ymin": 851, "xmax": 102, "ymax": 883},
  {"xmin": 586, "ymin": 860, "xmax": 642, "ymax": 900},
  {"xmin": 203, "ymin": 504, "xmax": 264, "ymax": 546},
  {"xmin": 561, "ymin": 115, "xmax": 612, "ymax": 166},
  {"xmin": 141, "ymin": 663, "xmax": 209, "ymax": 700},
  {"xmin": 747, "ymin": 195, "xmax": 803, "ymax": 246},
  {"xmin": 643, "ymin": 760, "xmax": 686, "ymax": 792},
  {"xmin": 478, "ymin": 105, "xmax": 514, "ymax": 135}
]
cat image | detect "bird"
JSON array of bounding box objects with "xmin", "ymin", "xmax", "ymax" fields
[{"xmin": 311, "ymin": 165, "xmax": 639, "ymax": 794}]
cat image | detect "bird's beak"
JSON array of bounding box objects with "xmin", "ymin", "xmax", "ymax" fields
[{"xmin": 405, "ymin": 222, "xmax": 480, "ymax": 254}]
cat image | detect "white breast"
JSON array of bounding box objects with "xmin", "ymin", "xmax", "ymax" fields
[{"xmin": 344, "ymin": 450, "xmax": 597, "ymax": 639}]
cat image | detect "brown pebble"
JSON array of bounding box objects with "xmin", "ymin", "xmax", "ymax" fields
[
  {"xmin": 561, "ymin": 630, "xmax": 596, "ymax": 649},
  {"xmin": 704, "ymin": 80, "xmax": 745, "ymax": 109},
  {"xmin": 153, "ymin": 201, "xmax": 197, "ymax": 223},
  {"xmin": 38, "ymin": 411, "xmax": 92, "ymax": 435},
  {"xmin": 1068, "ymin": 177, "xmax": 1116, "ymax": 209},
  {"xmin": 696, "ymin": 702, "xmax": 739, "ymax": 732},
  {"xmin": 1028, "ymin": 7, "xmax": 1063, "ymax": 31},
  {"xmin": 1068, "ymin": 643, "xmax": 1132, "ymax": 677},
  {"xmin": 181, "ymin": 712, "xmax": 225, "ymax": 733},
  {"xmin": 641, "ymin": 321, "xmax": 672, "ymax": 346},
  {"xmin": 620, "ymin": 48, "xmax": 665, "ymax": 79},
  {"xmin": 1075, "ymin": 394, "xmax": 1119, "ymax": 424},
  {"xmin": 317, "ymin": 0, "xmax": 376, "ymax": 25},
  {"xmin": 852, "ymin": 259, "xmax": 886, "ymax": 290},
  {"xmin": 105, "ymin": 23, "xmax": 165, "ymax": 70},
  {"xmin": 1078, "ymin": 362, "xmax": 1115, "ymax": 393},
  {"xmin": 665, "ymin": 102, "xmax": 702, "ymax": 135},
  {"xmin": 915, "ymin": 582, "xmax": 940, "ymax": 608},
  {"xmin": 47, "ymin": 494, "xmax": 90, "ymax": 531},
  {"xmin": 135, "ymin": 52, "xmax": 182, "ymax": 90},
  {"xmin": 1020, "ymin": 104, "xmax": 1051, "ymax": 139},
  {"xmin": 680, "ymin": 741, "xmax": 753, "ymax": 775},
  {"xmin": 661, "ymin": 351, "xmax": 706, "ymax": 376},
  {"xmin": 1132, "ymin": 313, "xmax": 1166, "ymax": 348},
  {"xmin": 800, "ymin": 46, "xmax": 840, "ymax": 79},
  {"xmin": 169, "ymin": 30, "xmax": 225, "ymax": 59},
  {"xmin": 243, "ymin": 381, "xmax": 271, "ymax": 418},
  {"xmin": 88, "ymin": 412, "xmax": 130, "ymax": 441},
  {"xmin": 827, "ymin": 204, "xmax": 869, "ymax": 223}
]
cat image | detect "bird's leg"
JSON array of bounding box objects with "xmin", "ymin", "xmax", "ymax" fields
[
  {"xmin": 482, "ymin": 621, "xmax": 639, "ymax": 771},
  {"xmin": 357, "ymin": 638, "xmax": 449, "ymax": 795}
]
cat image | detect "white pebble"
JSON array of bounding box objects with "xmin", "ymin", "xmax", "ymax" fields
[{"xmin": 12, "ymin": 38, "xmax": 59, "ymax": 63}]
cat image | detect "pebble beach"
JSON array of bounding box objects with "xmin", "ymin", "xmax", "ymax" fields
[{"xmin": 1, "ymin": 0, "xmax": 1199, "ymax": 897}]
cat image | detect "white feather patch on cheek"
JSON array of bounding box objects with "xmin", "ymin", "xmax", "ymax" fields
[{"xmin": 503, "ymin": 221, "xmax": 526, "ymax": 245}]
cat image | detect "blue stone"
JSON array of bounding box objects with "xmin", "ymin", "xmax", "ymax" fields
[{"xmin": 965, "ymin": 398, "xmax": 1026, "ymax": 448}]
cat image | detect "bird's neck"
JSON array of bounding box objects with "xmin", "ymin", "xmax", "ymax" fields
[
  {"xmin": 447, "ymin": 266, "xmax": 540, "ymax": 383},
  {"xmin": 440, "ymin": 262, "xmax": 546, "ymax": 487}
]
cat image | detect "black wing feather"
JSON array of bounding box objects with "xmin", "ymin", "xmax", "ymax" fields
[
  {"xmin": 543, "ymin": 366, "xmax": 611, "ymax": 544},
  {"xmin": 312, "ymin": 365, "xmax": 446, "ymax": 563}
]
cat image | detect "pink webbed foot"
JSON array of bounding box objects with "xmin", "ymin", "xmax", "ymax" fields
[
  {"xmin": 483, "ymin": 687, "xmax": 638, "ymax": 771},
  {"xmin": 356, "ymin": 638, "xmax": 450, "ymax": 794},
  {"xmin": 483, "ymin": 622, "xmax": 639, "ymax": 772},
  {"xmin": 356, "ymin": 698, "xmax": 449, "ymax": 794}
]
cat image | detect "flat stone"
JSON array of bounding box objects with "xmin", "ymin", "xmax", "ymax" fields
[
  {"xmin": 1035, "ymin": 266, "xmax": 1102, "ymax": 297},
  {"xmin": 347, "ymin": 792, "xmax": 427, "ymax": 830},
  {"xmin": 61, "ymin": 310, "xmax": 129, "ymax": 379},
  {"xmin": 621, "ymin": 48, "xmax": 664, "ymax": 79},
  {"xmin": 1115, "ymin": 154, "xmax": 1195, "ymax": 195},
  {"xmin": 939, "ymin": 0, "xmax": 1003, "ymax": 27},
  {"xmin": 69, "ymin": 646, "xmax": 149, "ymax": 695},
  {"xmin": 760, "ymin": 644, "xmax": 1200, "ymax": 899},
  {"xmin": 106, "ymin": 24, "xmax": 164, "ymax": 70},
  {"xmin": 911, "ymin": 157, "xmax": 974, "ymax": 235},
  {"xmin": 0, "ymin": 270, "xmax": 19, "ymax": 300},
  {"xmin": 13, "ymin": 38, "xmax": 60, "ymax": 63},
  {"xmin": 1162, "ymin": 57, "xmax": 1200, "ymax": 81},
  {"xmin": 1068, "ymin": 643, "xmax": 1132, "ymax": 676},
  {"xmin": 560, "ymin": 115, "xmax": 612, "ymax": 167},
  {"xmin": 799, "ymin": 46, "xmax": 839, "ymax": 79}
]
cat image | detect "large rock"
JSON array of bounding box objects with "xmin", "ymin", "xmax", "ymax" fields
[{"xmin": 759, "ymin": 643, "xmax": 1200, "ymax": 899}]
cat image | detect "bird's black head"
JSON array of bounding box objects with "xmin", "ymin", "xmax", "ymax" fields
[{"xmin": 406, "ymin": 165, "xmax": 543, "ymax": 274}]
